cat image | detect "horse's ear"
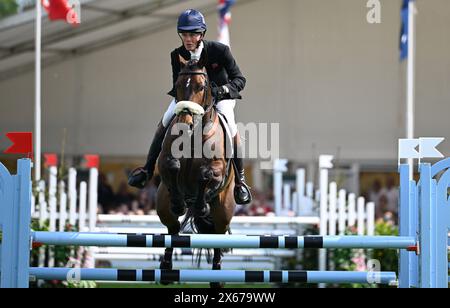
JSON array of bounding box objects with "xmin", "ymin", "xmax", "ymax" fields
[
  {"xmin": 197, "ymin": 48, "xmax": 208, "ymax": 69},
  {"xmin": 179, "ymin": 54, "xmax": 188, "ymax": 68}
]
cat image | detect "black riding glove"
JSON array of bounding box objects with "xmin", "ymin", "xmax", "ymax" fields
[{"xmin": 211, "ymin": 85, "xmax": 229, "ymax": 102}]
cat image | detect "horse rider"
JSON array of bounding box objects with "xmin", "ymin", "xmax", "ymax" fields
[{"xmin": 128, "ymin": 9, "xmax": 252, "ymax": 205}]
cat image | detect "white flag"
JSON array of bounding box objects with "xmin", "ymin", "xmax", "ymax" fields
[{"xmin": 319, "ymin": 155, "xmax": 334, "ymax": 169}]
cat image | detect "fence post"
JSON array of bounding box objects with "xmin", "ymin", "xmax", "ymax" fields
[{"xmin": 0, "ymin": 159, "xmax": 32, "ymax": 288}]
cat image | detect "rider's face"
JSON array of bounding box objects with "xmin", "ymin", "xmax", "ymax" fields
[{"xmin": 180, "ymin": 32, "xmax": 203, "ymax": 51}]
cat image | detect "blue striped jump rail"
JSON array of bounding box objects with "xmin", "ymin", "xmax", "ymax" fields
[
  {"xmin": 29, "ymin": 268, "xmax": 397, "ymax": 285},
  {"xmin": 31, "ymin": 232, "xmax": 417, "ymax": 249}
]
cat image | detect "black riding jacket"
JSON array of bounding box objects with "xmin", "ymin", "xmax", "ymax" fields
[{"xmin": 168, "ymin": 40, "xmax": 246, "ymax": 100}]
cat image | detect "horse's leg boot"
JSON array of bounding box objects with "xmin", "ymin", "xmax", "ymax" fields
[{"xmin": 232, "ymin": 133, "xmax": 252, "ymax": 205}]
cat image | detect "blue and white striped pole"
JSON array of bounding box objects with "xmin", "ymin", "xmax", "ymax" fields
[
  {"xmin": 29, "ymin": 268, "xmax": 397, "ymax": 285},
  {"xmin": 32, "ymin": 232, "xmax": 416, "ymax": 249}
]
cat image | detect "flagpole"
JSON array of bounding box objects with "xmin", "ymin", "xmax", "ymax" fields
[
  {"xmin": 406, "ymin": 0, "xmax": 416, "ymax": 180},
  {"xmin": 35, "ymin": 0, "xmax": 42, "ymax": 182}
]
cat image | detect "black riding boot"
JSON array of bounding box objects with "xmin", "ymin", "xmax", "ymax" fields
[
  {"xmin": 128, "ymin": 120, "xmax": 167, "ymax": 189},
  {"xmin": 232, "ymin": 133, "xmax": 252, "ymax": 205}
]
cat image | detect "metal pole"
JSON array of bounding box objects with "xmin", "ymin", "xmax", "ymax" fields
[
  {"xmin": 31, "ymin": 232, "xmax": 416, "ymax": 249},
  {"xmin": 406, "ymin": 0, "xmax": 416, "ymax": 180},
  {"xmin": 29, "ymin": 268, "xmax": 398, "ymax": 285},
  {"xmin": 35, "ymin": 0, "xmax": 42, "ymax": 182}
]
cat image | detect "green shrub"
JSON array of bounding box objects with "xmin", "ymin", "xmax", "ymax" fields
[{"xmin": 0, "ymin": 0, "xmax": 18, "ymax": 18}]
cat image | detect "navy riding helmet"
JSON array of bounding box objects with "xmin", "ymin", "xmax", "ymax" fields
[{"xmin": 177, "ymin": 9, "xmax": 207, "ymax": 33}]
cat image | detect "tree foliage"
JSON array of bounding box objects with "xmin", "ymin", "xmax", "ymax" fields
[{"xmin": 0, "ymin": 0, "xmax": 18, "ymax": 18}]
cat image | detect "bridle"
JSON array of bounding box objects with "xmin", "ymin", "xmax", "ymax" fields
[{"xmin": 177, "ymin": 69, "xmax": 214, "ymax": 115}]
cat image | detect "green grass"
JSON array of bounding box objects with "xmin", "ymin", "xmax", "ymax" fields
[{"xmin": 96, "ymin": 283, "xmax": 273, "ymax": 288}]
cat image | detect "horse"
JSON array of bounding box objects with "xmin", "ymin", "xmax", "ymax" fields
[{"xmin": 155, "ymin": 50, "xmax": 236, "ymax": 288}]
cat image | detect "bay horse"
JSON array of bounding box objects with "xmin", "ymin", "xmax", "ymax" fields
[{"xmin": 155, "ymin": 50, "xmax": 235, "ymax": 288}]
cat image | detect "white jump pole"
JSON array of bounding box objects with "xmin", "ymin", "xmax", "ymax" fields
[
  {"xmin": 38, "ymin": 180, "xmax": 47, "ymax": 224},
  {"xmin": 319, "ymin": 168, "xmax": 329, "ymax": 236},
  {"xmin": 328, "ymin": 182, "xmax": 337, "ymax": 236},
  {"xmin": 319, "ymin": 168, "xmax": 329, "ymax": 288},
  {"xmin": 68, "ymin": 168, "xmax": 77, "ymax": 227},
  {"xmin": 274, "ymin": 164, "xmax": 282, "ymax": 216},
  {"xmin": 338, "ymin": 189, "xmax": 346, "ymax": 235},
  {"xmin": 292, "ymin": 192, "xmax": 298, "ymax": 215},
  {"xmin": 34, "ymin": 0, "xmax": 42, "ymax": 182},
  {"xmin": 357, "ymin": 197, "xmax": 365, "ymax": 235},
  {"xmin": 328, "ymin": 182, "xmax": 338, "ymax": 271},
  {"xmin": 283, "ymin": 184, "xmax": 291, "ymax": 214},
  {"xmin": 315, "ymin": 190, "xmax": 320, "ymax": 204},
  {"xmin": 347, "ymin": 193, "xmax": 356, "ymax": 228},
  {"xmin": 306, "ymin": 182, "xmax": 314, "ymax": 199},
  {"xmin": 303, "ymin": 182, "xmax": 314, "ymax": 214},
  {"xmin": 31, "ymin": 193, "xmax": 35, "ymax": 216},
  {"xmin": 79, "ymin": 182, "xmax": 87, "ymax": 232},
  {"xmin": 406, "ymin": 0, "xmax": 417, "ymax": 180},
  {"xmin": 88, "ymin": 168, "xmax": 98, "ymax": 232},
  {"xmin": 48, "ymin": 166, "xmax": 57, "ymax": 232},
  {"xmin": 318, "ymin": 154, "xmax": 334, "ymax": 288},
  {"xmin": 367, "ymin": 202, "xmax": 375, "ymax": 236},
  {"xmin": 58, "ymin": 182, "xmax": 67, "ymax": 232},
  {"xmin": 296, "ymin": 169, "xmax": 305, "ymax": 215},
  {"xmin": 37, "ymin": 181, "xmax": 47, "ymax": 270},
  {"xmin": 273, "ymin": 159, "xmax": 288, "ymax": 216},
  {"xmin": 48, "ymin": 166, "xmax": 57, "ymax": 267}
]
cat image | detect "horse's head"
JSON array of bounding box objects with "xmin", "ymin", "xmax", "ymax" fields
[{"xmin": 174, "ymin": 50, "xmax": 212, "ymax": 131}]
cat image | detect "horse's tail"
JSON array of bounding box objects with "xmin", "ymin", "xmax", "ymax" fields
[{"xmin": 180, "ymin": 206, "xmax": 232, "ymax": 267}]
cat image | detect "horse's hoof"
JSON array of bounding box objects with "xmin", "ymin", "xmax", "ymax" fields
[
  {"xmin": 210, "ymin": 282, "xmax": 225, "ymax": 288},
  {"xmin": 160, "ymin": 261, "xmax": 172, "ymax": 269},
  {"xmin": 209, "ymin": 261, "xmax": 223, "ymax": 288},
  {"xmin": 160, "ymin": 260, "xmax": 173, "ymax": 285}
]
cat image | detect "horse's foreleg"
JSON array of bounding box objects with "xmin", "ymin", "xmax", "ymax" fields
[
  {"xmin": 165, "ymin": 157, "xmax": 186, "ymax": 216},
  {"xmin": 156, "ymin": 183, "xmax": 181, "ymax": 285},
  {"xmin": 160, "ymin": 223, "xmax": 181, "ymax": 285},
  {"xmin": 210, "ymin": 248, "xmax": 224, "ymax": 288},
  {"xmin": 209, "ymin": 188, "xmax": 236, "ymax": 289},
  {"xmin": 212, "ymin": 248, "xmax": 222, "ymax": 270},
  {"xmin": 195, "ymin": 166, "xmax": 214, "ymax": 217},
  {"xmin": 160, "ymin": 224, "xmax": 181, "ymax": 269},
  {"xmin": 203, "ymin": 163, "xmax": 224, "ymax": 203}
]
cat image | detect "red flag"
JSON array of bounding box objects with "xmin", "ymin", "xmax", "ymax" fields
[
  {"xmin": 4, "ymin": 132, "xmax": 33, "ymax": 158},
  {"xmin": 44, "ymin": 153, "xmax": 58, "ymax": 168},
  {"xmin": 42, "ymin": 0, "xmax": 80, "ymax": 25},
  {"xmin": 83, "ymin": 154, "xmax": 100, "ymax": 169}
]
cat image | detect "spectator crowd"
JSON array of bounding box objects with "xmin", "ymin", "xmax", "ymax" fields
[{"xmin": 97, "ymin": 173, "xmax": 274, "ymax": 216}]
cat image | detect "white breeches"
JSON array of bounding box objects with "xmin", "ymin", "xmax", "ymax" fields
[{"xmin": 162, "ymin": 98, "xmax": 238, "ymax": 137}]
